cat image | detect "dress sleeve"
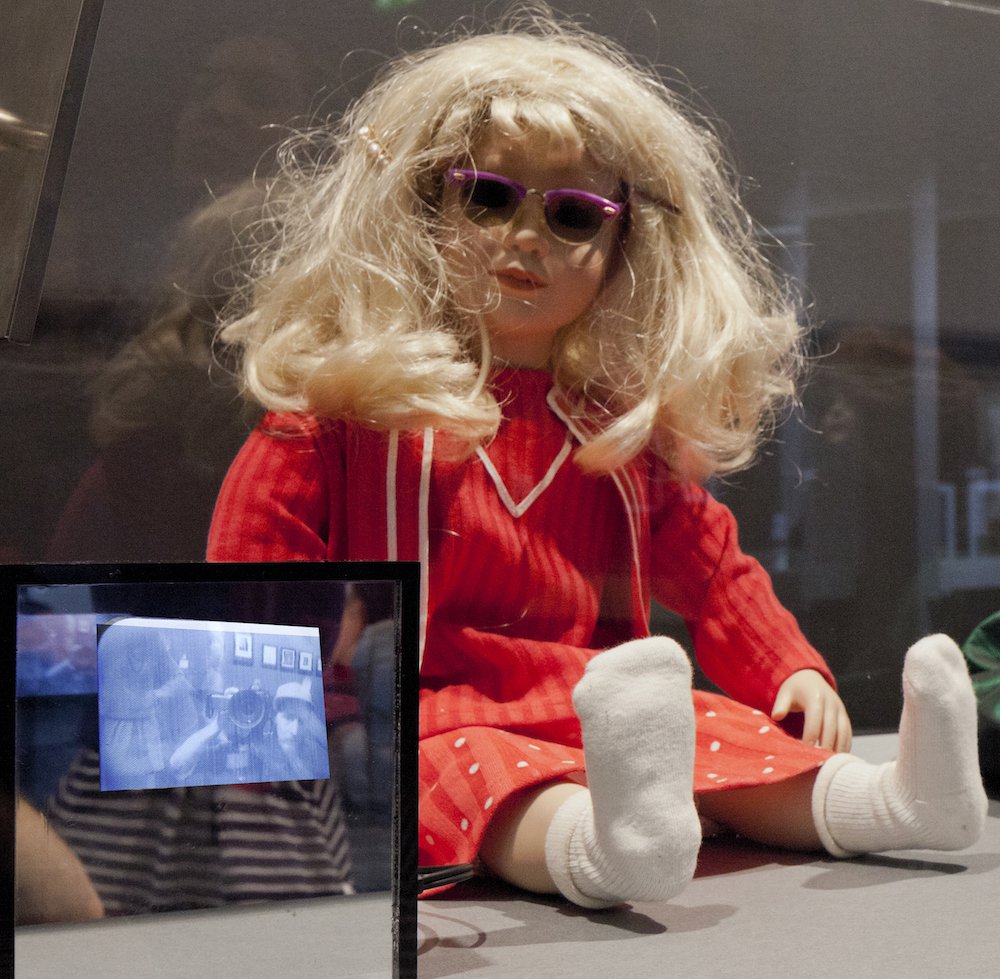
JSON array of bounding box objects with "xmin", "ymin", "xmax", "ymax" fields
[
  {"xmin": 207, "ymin": 412, "xmax": 344, "ymax": 562},
  {"xmin": 649, "ymin": 474, "xmax": 835, "ymax": 713}
]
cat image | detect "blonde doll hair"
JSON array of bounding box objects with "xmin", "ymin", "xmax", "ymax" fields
[{"xmin": 221, "ymin": 10, "xmax": 803, "ymax": 479}]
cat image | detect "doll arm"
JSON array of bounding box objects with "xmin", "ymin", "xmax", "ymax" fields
[
  {"xmin": 772, "ymin": 669, "xmax": 852, "ymax": 751},
  {"xmin": 208, "ymin": 412, "xmax": 344, "ymax": 562},
  {"xmin": 650, "ymin": 477, "xmax": 837, "ymax": 716}
]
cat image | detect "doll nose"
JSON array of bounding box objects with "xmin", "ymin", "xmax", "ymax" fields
[{"xmin": 504, "ymin": 192, "xmax": 550, "ymax": 255}]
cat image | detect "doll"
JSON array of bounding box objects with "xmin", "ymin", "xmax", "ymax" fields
[{"xmin": 208, "ymin": 13, "xmax": 987, "ymax": 908}]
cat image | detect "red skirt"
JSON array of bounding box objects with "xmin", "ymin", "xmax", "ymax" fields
[{"xmin": 418, "ymin": 689, "xmax": 831, "ymax": 868}]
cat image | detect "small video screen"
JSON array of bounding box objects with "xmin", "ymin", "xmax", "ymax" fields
[{"xmin": 95, "ymin": 617, "xmax": 330, "ymax": 791}]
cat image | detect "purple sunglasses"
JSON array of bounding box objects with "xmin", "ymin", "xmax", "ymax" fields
[{"xmin": 445, "ymin": 168, "xmax": 625, "ymax": 244}]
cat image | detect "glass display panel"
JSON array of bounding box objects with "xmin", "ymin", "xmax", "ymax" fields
[
  {"xmin": 1, "ymin": 0, "xmax": 103, "ymax": 341},
  {"xmin": 1, "ymin": 5, "xmax": 999, "ymax": 958},
  {"xmin": 1, "ymin": 561, "xmax": 419, "ymax": 978}
]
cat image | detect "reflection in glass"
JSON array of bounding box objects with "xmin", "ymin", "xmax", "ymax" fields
[
  {"xmin": 13, "ymin": 575, "xmax": 405, "ymax": 923},
  {"xmin": 5, "ymin": 5, "xmax": 1000, "ymax": 928},
  {"xmin": 46, "ymin": 181, "xmax": 269, "ymax": 562}
]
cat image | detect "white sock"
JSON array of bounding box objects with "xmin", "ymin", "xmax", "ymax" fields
[
  {"xmin": 813, "ymin": 634, "xmax": 988, "ymax": 857},
  {"xmin": 544, "ymin": 637, "xmax": 702, "ymax": 908}
]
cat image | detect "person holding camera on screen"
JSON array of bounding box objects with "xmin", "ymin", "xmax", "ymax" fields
[{"xmin": 169, "ymin": 679, "xmax": 325, "ymax": 785}]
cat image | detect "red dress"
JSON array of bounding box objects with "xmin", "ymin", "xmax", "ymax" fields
[{"xmin": 208, "ymin": 368, "xmax": 833, "ymax": 868}]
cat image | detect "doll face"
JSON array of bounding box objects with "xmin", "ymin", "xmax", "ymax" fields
[{"xmin": 441, "ymin": 129, "xmax": 623, "ymax": 368}]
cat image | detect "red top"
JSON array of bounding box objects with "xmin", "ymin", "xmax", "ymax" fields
[{"xmin": 209, "ymin": 368, "xmax": 833, "ymax": 867}]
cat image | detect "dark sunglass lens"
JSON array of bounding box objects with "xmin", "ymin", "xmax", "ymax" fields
[
  {"xmin": 466, "ymin": 177, "xmax": 517, "ymax": 219},
  {"xmin": 546, "ymin": 197, "xmax": 605, "ymax": 242}
]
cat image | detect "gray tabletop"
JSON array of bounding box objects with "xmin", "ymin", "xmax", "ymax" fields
[{"xmin": 419, "ymin": 735, "xmax": 1000, "ymax": 978}]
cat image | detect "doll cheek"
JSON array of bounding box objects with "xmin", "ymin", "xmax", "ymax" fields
[
  {"xmin": 439, "ymin": 238, "xmax": 500, "ymax": 312},
  {"xmin": 562, "ymin": 229, "xmax": 617, "ymax": 270},
  {"xmin": 569, "ymin": 251, "xmax": 610, "ymax": 273},
  {"xmin": 440, "ymin": 241, "xmax": 487, "ymax": 284},
  {"xmin": 441, "ymin": 226, "xmax": 497, "ymax": 278},
  {"xmin": 564, "ymin": 249, "xmax": 614, "ymax": 286}
]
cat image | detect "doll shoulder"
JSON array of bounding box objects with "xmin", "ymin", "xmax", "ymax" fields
[
  {"xmin": 243, "ymin": 410, "xmax": 403, "ymax": 487},
  {"xmin": 257, "ymin": 409, "xmax": 335, "ymax": 441},
  {"xmin": 247, "ymin": 409, "xmax": 361, "ymax": 460},
  {"xmin": 643, "ymin": 454, "xmax": 742, "ymax": 549},
  {"xmin": 216, "ymin": 410, "xmax": 350, "ymax": 507}
]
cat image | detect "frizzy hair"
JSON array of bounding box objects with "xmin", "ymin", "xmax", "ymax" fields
[{"xmin": 219, "ymin": 13, "xmax": 803, "ymax": 479}]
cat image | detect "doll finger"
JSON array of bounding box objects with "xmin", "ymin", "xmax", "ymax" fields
[
  {"xmin": 812, "ymin": 690, "xmax": 840, "ymax": 748},
  {"xmin": 836, "ymin": 709, "xmax": 853, "ymax": 753},
  {"xmin": 770, "ymin": 688, "xmax": 791, "ymax": 722},
  {"xmin": 824, "ymin": 701, "xmax": 849, "ymax": 752},
  {"xmin": 818, "ymin": 699, "xmax": 842, "ymax": 751},
  {"xmin": 811, "ymin": 708, "xmax": 831, "ymax": 750},
  {"xmin": 800, "ymin": 703, "xmax": 823, "ymax": 748}
]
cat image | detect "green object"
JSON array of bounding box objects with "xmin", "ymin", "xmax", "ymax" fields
[
  {"xmin": 962, "ymin": 611, "xmax": 1000, "ymax": 726},
  {"xmin": 962, "ymin": 612, "xmax": 1000, "ymax": 787}
]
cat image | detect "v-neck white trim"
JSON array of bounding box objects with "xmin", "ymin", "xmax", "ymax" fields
[
  {"xmin": 546, "ymin": 388, "xmax": 644, "ymax": 592},
  {"xmin": 475, "ymin": 434, "xmax": 573, "ymax": 519}
]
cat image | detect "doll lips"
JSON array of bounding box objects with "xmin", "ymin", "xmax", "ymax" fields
[{"xmin": 495, "ymin": 268, "xmax": 545, "ymax": 290}]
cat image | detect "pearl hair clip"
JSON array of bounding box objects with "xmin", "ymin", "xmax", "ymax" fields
[{"xmin": 358, "ymin": 125, "xmax": 391, "ymax": 165}]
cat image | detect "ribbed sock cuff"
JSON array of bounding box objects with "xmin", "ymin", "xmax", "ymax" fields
[
  {"xmin": 543, "ymin": 791, "xmax": 621, "ymax": 910},
  {"xmin": 811, "ymin": 752, "xmax": 867, "ymax": 858}
]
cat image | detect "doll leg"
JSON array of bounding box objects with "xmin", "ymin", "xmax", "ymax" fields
[
  {"xmin": 700, "ymin": 634, "xmax": 988, "ymax": 856},
  {"xmin": 480, "ymin": 637, "xmax": 702, "ymax": 908},
  {"xmin": 478, "ymin": 780, "xmax": 588, "ymax": 894},
  {"xmin": 696, "ymin": 769, "xmax": 824, "ymax": 850}
]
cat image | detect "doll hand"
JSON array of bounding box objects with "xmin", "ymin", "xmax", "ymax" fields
[{"xmin": 771, "ymin": 669, "xmax": 852, "ymax": 753}]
